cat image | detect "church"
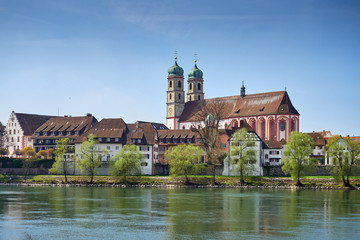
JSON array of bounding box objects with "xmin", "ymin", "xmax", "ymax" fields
[{"xmin": 166, "ymin": 58, "xmax": 300, "ymax": 142}]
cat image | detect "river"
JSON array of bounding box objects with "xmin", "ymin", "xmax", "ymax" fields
[{"xmin": 0, "ymin": 186, "xmax": 359, "ymax": 239}]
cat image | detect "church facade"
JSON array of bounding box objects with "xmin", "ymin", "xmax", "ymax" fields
[{"xmin": 166, "ymin": 58, "xmax": 300, "ymax": 142}]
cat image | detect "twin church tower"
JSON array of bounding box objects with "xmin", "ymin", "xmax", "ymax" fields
[{"xmin": 166, "ymin": 57, "xmax": 204, "ymax": 129}]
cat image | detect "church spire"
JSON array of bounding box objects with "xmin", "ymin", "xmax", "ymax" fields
[{"xmin": 241, "ymin": 81, "xmax": 246, "ymax": 99}]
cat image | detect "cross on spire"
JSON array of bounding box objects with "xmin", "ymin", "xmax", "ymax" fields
[
  {"xmin": 174, "ymin": 49, "xmax": 178, "ymax": 61},
  {"xmin": 194, "ymin": 52, "xmax": 198, "ymax": 64}
]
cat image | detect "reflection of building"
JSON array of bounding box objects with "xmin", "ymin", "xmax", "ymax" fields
[
  {"xmin": 4, "ymin": 111, "xmax": 55, "ymax": 156},
  {"xmin": 165, "ymin": 58, "xmax": 300, "ymax": 142}
]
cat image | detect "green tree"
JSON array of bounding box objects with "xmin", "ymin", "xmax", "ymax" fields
[
  {"xmin": 229, "ymin": 128, "xmax": 257, "ymax": 184},
  {"xmin": 326, "ymin": 136, "xmax": 360, "ymax": 187},
  {"xmin": 14, "ymin": 149, "xmax": 22, "ymax": 158},
  {"xmin": 282, "ymin": 132, "xmax": 315, "ymax": 186},
  {"xmin": 0, "ymin": 148, "xmax": 9, "ymax": 157},
  {"xmin": 49, "ymin": 138, "xmax": 74, "ymax": 183},
  {"xmin": 165, "ymin": 144, "xmax": 205, "ymax": 184},
  {"xmin": 76, "ymin": 134, "xmax": 104, "ymax": 184},
  {"xmin": 110, "ymin": 144, "xmax": 143, "ymax": 183}
]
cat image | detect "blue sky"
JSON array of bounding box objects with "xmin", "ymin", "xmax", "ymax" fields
[{"xmin": 0, "ymin": 0, "xmax": 359, "ymax": 135}]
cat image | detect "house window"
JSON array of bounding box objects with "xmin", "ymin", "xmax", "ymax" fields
[
  {"xmin": 98, "ymin": 138, "xmax": 102, "ymax": 142},
  {"xmin": 75, "ymin": 131, "xmax": 79, "ymax": 135},
  {"xmin": 45, "ymin": 140, "xmax": 50, "ymax": 144},
  {"xmin": 141, "ymin": 162, "xmax": 148, "ymax": 166},
  {"xmin": 265, "ymin": 154, "xmax": 268, "ymax": 159},
  {"xmin": 137, "ymin": 139, "xmax": 141, "ymax": 143},
  {"xmin": 59, "ymin": 132, "xmax": 63, "ymax": 136},
  {"xmin": 36, "ymin": 132, "xmax": 40, "ymax": 136},
  {"xmin": 115, "ymin": 138, "xmax": 119, "ymax": 142},
  {"xmin": 144, "ymin": 154, "xmax": 150, "ymax": 159},
  {"xmin": 9, "ymin": 130, "xmax": 11, "ymax": 135},
  {"xmin": 17, "ymin": 137, "xmax": 20, "ymax": 142},
  {"xmin": 132, "ymin": 139, "xmax": 135, "ymax": 143},
  {"xmin": 67, "ymin": 131, "xmax": 71, "ymax": 135},
  {"xmin": 51, "ymin": 132, "xmax": 55, "ymax": 136},
  {"xmin": 106, "ymin": 138, "xmax": 110, "ymax": 142},
  {"xmin": 43, "ymin": 132, "xmax": 47, "ymax": 136},
  {"xmin": 115, "ymin": 146, "xmax": 119, "ymax": 150},
  {"xmin": 219, "ymin": 143, "xmax": 226, "ymax": 148},
  {"xmin": 107, "ymin": 146, "xmax": 110, "ymax": 150},
  {"xmin": 107, "ymin": 154, "xmax": 110, "ymax": 161}
]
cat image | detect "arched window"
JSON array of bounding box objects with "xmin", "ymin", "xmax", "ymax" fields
[
  {"xmin": 261, "ymin": 120, "xmax": 265, "ymax": 140},
  {"xmin": 169, "ymin": 93, "xmax": 172, "ymax": 100},
  {"xmin": 251, "ymin": 120, "xmax": 256, "ymax": 131},
  {"xmin": 178, "ymin": 81, "xmax": 181, "ymax": 88},
  {"xmin": 169, "ymin": 81, "xmax": 172, "ymax": 88},
  {"xmin": 182, "ymin": 125, "xmax": 185, "ymax": 130},
  {"xmin": 198, "ymin": 83, "xmax": 201, "ymax": 90},
  {"xmin": 189, "ymin": 83, "xmax": 192, "ymax": 90},
  {"xmin": 291, "ymin": 119, "xmax": 295, "ymax": 131},
  {"xmin": 189, "ymin": 96, "xmax": 192, "ymax": 101},
  {"xmin": 178, "ymin": 93, "xmax": 181, "ymax": 100},
  {"xmin": 270, "ymin": 120, "xmax": 275, "ymax": 141},
  {"xmin": 279, "ymin": 121, "xmax": 286, "ymax": 131},
  {"xmin": 198, "ymin": 95, "xmax": 200, "ymax": 100}
]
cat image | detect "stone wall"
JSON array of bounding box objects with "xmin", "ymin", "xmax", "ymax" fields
[{"xmin": 0, "ymin": 168, "xmax": 49, "ymax": 175}]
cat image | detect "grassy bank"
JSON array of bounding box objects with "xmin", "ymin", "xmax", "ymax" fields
[{"xmin": 1, "ymin": 174, "xmax": 360, "ymax": 188}]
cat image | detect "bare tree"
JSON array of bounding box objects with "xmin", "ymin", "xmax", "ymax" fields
[{"xmin": 192, "ymin": 99, "xmax": 226, "ymax": 185}]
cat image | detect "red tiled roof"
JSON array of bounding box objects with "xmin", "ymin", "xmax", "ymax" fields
[
  {"xmin": 33, "ymin": 114, "xmax": 97, "ymax": 138},
  {"xmin": 14, "ymin": 113, "xmax": 56, "ymax": 136},
  {"xmin": 75, "ymin": 118, "xmax": 126, "ymax": 143},
  {"xmin": 179, "ymin": 91, "xmax": 299, "ymax": 122},
  {"xmin": 351, "ymin": 136, "xmax": 360, "ymax": 143},
  {"xmin": 158, "ymin": 129, "xmax": 197, "ymax": 139},
  {"xmin": 305, "ymin": 132, "xmax": 326, "ymax": 145},
  {"xmin": 264, "ymin": 140, "xmax": 283, "ymax": 149}
]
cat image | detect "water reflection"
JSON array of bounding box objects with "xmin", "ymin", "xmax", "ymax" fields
[{"xmin": 0, "ymin": 186, "xmax": 359, "ymax": 239}]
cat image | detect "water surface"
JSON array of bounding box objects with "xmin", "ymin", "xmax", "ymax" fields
[{"xmin": 0, "ymin": 186, "xmax": 359, "ymax": 239}]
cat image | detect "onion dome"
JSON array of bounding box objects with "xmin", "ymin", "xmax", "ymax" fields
[
  {"xmin": 188, "ymin": 61, "xmax": 203, "ymax": 79},
  {"xmin": 168, "ymin": 58, "xmax": 184, "ymax": 76}
]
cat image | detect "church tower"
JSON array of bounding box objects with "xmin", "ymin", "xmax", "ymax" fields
[
  {"xmin": 187, "ymin": 60, "xmax": 204, "ymax": 102},
  {"xmin": 166, "ymin": 57, "xmax": 185, "ymax": 130}
]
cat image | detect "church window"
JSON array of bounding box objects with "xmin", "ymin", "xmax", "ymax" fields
[
  {"xmin": 198, "ymin": 95, "xmax": 200, "ymax": 100},
  {"xmin": 178, "ymin": 81, "xmax": 181, "ymax": 88},
  {"xmin": 270, "ymin": 120, "xmax": 275, "ymax": 141},
  {"xmin": 189, "ymin": 96, "xmax": 192, "ymax": 101},
  {"xmin": 178, "ymin": 93, "xmax": 181, "ymax": 100},
  {"xmin": 169, "ymin": 81, "xmax": 172, "ymax": 88},
  {"xmin": 280, "ymin": 121, "xmax": 286, "ymax": 131},
  {"xmin": 198, "ymin": 83, "xmax": 201, "ymax": 90},
  {"xmin": 291, "ymin": 120, "xmax": 295, "ymax": 131},
  {"xmin": 261, "ymin": 120, "xmax": 265, "ymax": 140},
  {"xmin": 190, "ymin": 83, "xmax": 192, "ymax": 90},
  {"xmin": 169, "ymin": 93, "xmax": 172, "ymax": 100}
]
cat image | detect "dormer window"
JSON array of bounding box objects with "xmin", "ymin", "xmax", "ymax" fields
[
  {"xmin": 67, "ymin": 131, "xmax": 71, "ymax": 135},
  {"xmin": 106, "ymin": 138, "xmax": 110, "ymax": 142},
  {"xmin": 75, "ymin": 131, "xmax": 79, "ymax": 135},
  {"xmin": 137, "ymin": 139, "xmax": 141, "ymax": 143},
  {"xmin": 98, "ymin": 138, "xmax": 102, "ymax": 142},
  {"xmin": 43, "ymin": 132, "xmax": 47, "ymax": 136},
  {"xmin": 51, "ymin": 132, "xmax": 55, "ymax": 136},
  {"xmin": 115, "ymin": 138, "xmax": 119, "ymax": 142},
  {"xmin": 36, "ymin": 132, "xmax": 40, "ymax": 136},
  {"xmin": 59, "ymin": 132, "xmax": 63, "ymax": 136}
]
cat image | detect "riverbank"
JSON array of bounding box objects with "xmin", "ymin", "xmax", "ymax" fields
[{"xmin": 1, "ymin": 174, "xmax": 359, "ymax": 190}]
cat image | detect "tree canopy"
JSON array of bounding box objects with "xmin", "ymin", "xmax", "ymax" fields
[
  {"xmin": 165, "ymin": 144, "xmax": 204, "ymax": 184},
  {"xmin": 110, "ymin": 144, "xmax": 143, "ymax": 183},
  {"xmin": 229, "ymin": 128, "xmax": 257, "ymax": 184},
  {"xmin": 282, "ymin": 132, "xmax": 315, "ymax": 186},
  {"xmin": 326, "ymin": 136, "xmax": 360, "ymax": 187},
  {"xmin": 76, "ymin": 134, "xmax": 105, "ymax": 184},
  {"xmin": 49, "ymin": 138, "xmax": 74, "ymax": 183}
]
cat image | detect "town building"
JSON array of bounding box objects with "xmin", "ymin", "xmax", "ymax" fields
[
  {"xmin": 263, "ymin": 140, "xmax": 283, "ymax": 166},
  {"xmin": 32, "ymin": 114, "xmax": 98, "ymax": 152},
  {"xmin": 4, "ymin": 111, "xmax": 55, "ymax": 156},
  {"xmin": 165, "ymin": 58, "xmax": 300, "ymax": 143},
  {"xmin": 306, "ymin": 132, "xmax": 326, "ymax": 165},
  {"xmin": 74, "ymin": 119, "xmax": 167, "ymax": 175}
]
